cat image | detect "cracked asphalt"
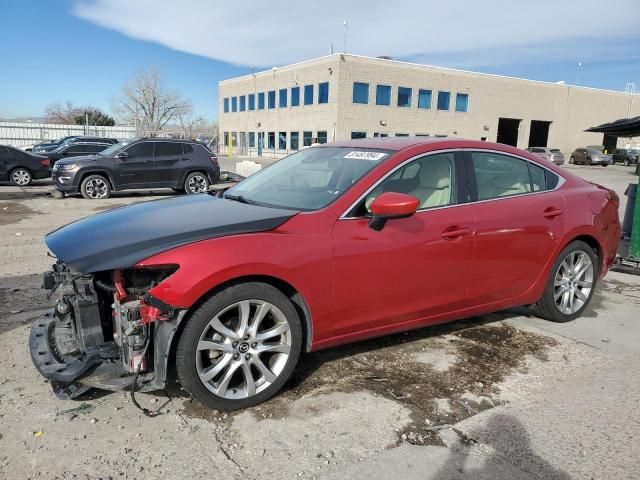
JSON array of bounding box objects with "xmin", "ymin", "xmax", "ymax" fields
[{"xmin": 0, "ymin": 162, "xmax": 638, "ymax": 479}]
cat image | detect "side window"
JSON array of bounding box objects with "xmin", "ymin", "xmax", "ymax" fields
[
  {"xmin": 66, "ymin": 145, "xmax": 86, "ymax": 154},
  {"xmin": 125, "ymin": 142, "xmax": 154, "ymax": 158},
  {"xmin": 183, "ymin": 143, "xmax": 194, "ymax": 154},
  {"xmin": 155, "ymin": 142, "xmax": 183, "ymax": 156},
  {"xmin": 354, "ymin": 153, "xmax": 457, "ymax": 216},
  {"xmin": 86, "ymin": 144, "xmax": 107, "ymax": 153},
  {"xmin": 470, "ymin": 152, "xmax": 557, "ymax": 199}
]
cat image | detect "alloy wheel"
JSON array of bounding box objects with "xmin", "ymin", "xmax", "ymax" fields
[
  {"xmin": 196, "ymin": 300, "xmax": 292, "ymax": 399},
  {"xmin": 553, "ymin": 250, "xmax": 594, "ymax": 315},
  {"xmin": 85, "ymin": 178, "xmax": 108, "ymax": 199},
  {"xmin": 11, "ymin": 169, "xmax": 31, "ymax": 186},
  {"xmin": 187, "ymin": 174, "xmax": 208, "ymax": 193}
]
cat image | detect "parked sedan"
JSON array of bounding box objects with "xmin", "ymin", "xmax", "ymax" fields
[
  {"xmin": 569, "ymin": 148, "xmax": 611, "ymax": 166},
  {"xmin": 34, "ymin": 136, "xmax": 118, "ymax": 153},
  {"xmin": 611, "ymin": 148, "xmax": 639, "ymax": 166},
  {"xmin": 526, "ymin": 147, "xmax": 565, "ymax": 165},
  {"xmin": 0, "ymin": 144, "xmax": 51, "ymax": 185},
  {"xmin": 52, "ymin": 138, "xmax": 220, "ymax": 199},
  {"xmin": 42, "ymin": 141, "xmax": 114, "ymax": 165},
  {"xmin": 30, "ymin": 138, "xmax": 620, "ymax": 410}
]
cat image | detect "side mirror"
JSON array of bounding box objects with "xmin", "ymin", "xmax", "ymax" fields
[
  {"xmin": 368, "ymin": 192, "xmax": 419, "ymax": 231},
  {"xmin": 116, "ymin": 151, "xmax": 129, "ymax": 159}
]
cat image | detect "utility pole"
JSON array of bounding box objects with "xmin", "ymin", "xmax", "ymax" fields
[
  {"xmin": 575, "ymin": 62, "xmax": 582, "ymax": 84},
  {"xmin": 625, "ymin": 83, "xmax": 635, "ymax": 118},
  {"xmin": 85, "ymin": 110, "xmax": 88, "ymax": 135},
  {"xmin": 343, "ymin": 21, "xmax": 347, "ymax": 53}
]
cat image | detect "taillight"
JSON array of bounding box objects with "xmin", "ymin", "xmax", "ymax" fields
[{"xmin": 41, "ymin": 159, "xmax": 50, "ymax": 166}]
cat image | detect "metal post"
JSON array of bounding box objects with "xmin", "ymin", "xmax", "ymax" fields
[
  {"xmin": 343, "ymin": 21, "xmax": 347, "ymax": 53},
  {"xmin": 630, "ymin": 174, "xmax": 640, "ymax": 259}
]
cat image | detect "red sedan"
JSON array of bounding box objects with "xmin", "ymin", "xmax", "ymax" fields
[{"xmin": 31, "ymin": 138, "xmax": 620, "ymax": 411}]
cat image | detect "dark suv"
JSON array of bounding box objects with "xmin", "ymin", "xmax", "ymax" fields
[
  {"xmin": 52, "ymin": 138, "xmax": 220, "ymax": 199},
  {"xmin": 611, "ymin": 148, "xmax": 639, "ymax": 166},
  {"xmin": 34, "ymin": 136, "xmax": 118, "ymax": 153},
  {"xmin": 42, "ymin": 141, "xmax": 115, "ymax": 165}
]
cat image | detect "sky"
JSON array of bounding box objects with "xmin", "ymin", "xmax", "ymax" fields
[{"xmin": 1, "ymin": 0, "xmax": 639, "ymax": 121}]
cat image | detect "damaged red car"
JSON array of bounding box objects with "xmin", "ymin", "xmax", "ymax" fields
[{"xmin": 30, "ymin": 138, "xmax": 620, "ymax": 411}]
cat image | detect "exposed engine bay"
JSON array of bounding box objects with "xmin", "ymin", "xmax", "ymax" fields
[{"xmin": 29, "ymin": 261, "xmax": 185, "ymax": 400}]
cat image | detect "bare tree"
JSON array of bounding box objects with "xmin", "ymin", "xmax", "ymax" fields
[
  {"xmin": 177, "ymin": 113, "xmax": 209, "ymax": 138},
  {"xmin": 114, "ymin": 68, "xmax": 192, "ymax": 135},
  {"xmin": 45, "ymin": 101, "xmax": 115, "ymax": 126},
  {"xmin": 45, "ymin": 101, "xmax": 78, "ymax": 124}
]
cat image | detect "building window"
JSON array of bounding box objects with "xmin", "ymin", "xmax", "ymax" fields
[
  {"xmin": 303, "ymin": 131, "xmax": 313, "ymax": 146},
  {"xmin": 239, "ymin": 95, "xmax": 246, "ymax": 112},
  {"xmin": 317, "ymin": 131, "xmax": 328, "ymax": 144},
  {"xmin": 376, "ymin": 85, "xmax": 391, "ymax": 105},
  {"xmin": 437, "ymin": 91, "xmax": 451, "ymax": 110},
  {"xmin": 351, "ymin": 131, "xmax": 366, "ymax": 139},
  {"xmin": 397, "ymin": 87, "xmax": 412, "ymax": 107},
  {"xmin": 268, "ymin": 132, "xmax": 275, "ymax": 149},
  {"xmin": 223, "ymin": 131, "xmax": 229, "ymax": 146},
  {"xmin": 373, "ymin": 132, "xmax": 388, "ymax": 137},
  {"xmin": 291, "ymin": 87, "xmax": 300, "ymax": 107},
  {"xmin": 278, "ymin": 132, "xmax": 287, "ymax": 150},
  {"xmin": 395, "ymin": 133, "xmax": 409, "ymax": 137},
  {"xmin": 258, "ymin": 92, "xmax": 265, "ymax": 110},
  {"xmin": 231, "ymin": 96, "xmax": 237, "ymax": 112},
  {"xmin": 248, "ymin": 132, "xmax": 255, "ymax": 148},
  {"xmin": 268, "ymin": 90, "xmax": 276, "ymax": 109},
  {"xmin": 223, "ymin": 98, "xmax": 229, "ymax": 113},
  {"xmin": 353, "ymin": 82, "xmax": 369, "ymax": 104},
  {"xmin": 248, "ymin": 94, "xmax": 255, "ymax": 111},
  {"xmin": 291, "ymin": 131, "xmax": 299, "ymax": 150},
  {"xmin": 455, "ymin": 93, "xmax": 469, "ymax": 112},
  {"xmin": 304, "ymin": 85, "xmax": 314, "ymax": 105},
  {"xmin": 279, "ymin": 88, "xmax": 287, "ymax": 108},
  {"xmin": 231, "ymin": 132, "xmax": 238, "ymax": 146},
  {"xmin": 418, "ymin": 89, "xmax": 432, "ymax": 109},
  {"xmin": 318, "ymin": 82, "xmax": 329, "ymax": 103}
]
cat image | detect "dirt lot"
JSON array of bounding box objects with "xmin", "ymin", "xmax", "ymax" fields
[{"xmin": 0, "ymin": 163, "xmax": 639, "ymax": 479}]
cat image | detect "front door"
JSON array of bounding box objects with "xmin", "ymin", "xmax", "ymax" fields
[
  {"xmin": 465, "ymin": 150, "xmax": 565, "ymax": 304},
  {"xmin": 331, "ymin": 151, "xmax": 475, "ymax": 336},
  {"xmin": 115, "ymin": 141, "xmax": 156, "ymax": 187}
]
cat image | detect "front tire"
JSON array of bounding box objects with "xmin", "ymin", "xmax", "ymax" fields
[
  {"xmin": 533, "ymin": 240, "xmax": 598, "ymax": 322},
  {"xmin": 184, "ymin": 172, "xmax": 209, "ymax": 194},
  {"xmin": 80, "ymin": 174, "xmax": 111, "ymax": 199},
  {"xmin": 176, "ymin": 282, "xmax": 302, "ymax": 411},
  {"xmin": 10, "ymin": 168, "xmax": 32, "ymax": 186}
]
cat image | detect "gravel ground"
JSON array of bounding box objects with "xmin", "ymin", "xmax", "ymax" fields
[{"xmin": 0, "ymin": 162, "xmax": 638, "ymax": 479}]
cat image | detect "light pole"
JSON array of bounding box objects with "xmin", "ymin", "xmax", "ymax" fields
[
  {"xmin": 575, "ymin": 62, "xmax": 582, "ymax": 84},
  {"xmin": 343, "ymin": 21, "xmax": 347, "ymax": 54}
]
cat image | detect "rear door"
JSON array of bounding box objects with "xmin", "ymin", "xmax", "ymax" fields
[
  {"xmin": 154, "ymin": 141, "xmax": 185, "ymax": 185},
  {"xmin": 0, "ymin": 146, "xmax": 12, "ymax": 180},
  {"xmin": 465, "ymin": 150, "xmax": 565, "ymax": 304},
  {"xmin": 115, "ymin": 141, "xmax": 156, "ymax": 187}
]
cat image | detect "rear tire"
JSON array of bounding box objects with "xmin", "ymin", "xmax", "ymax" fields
[
  {"xmin": 176, "ymin": 282, "xmax": 302, "ymax": 411},
  {"xmin": 532, "ymin": 240, "xmax": 598, "ymax": 323},
  {"xmin": 10, "ymin": 168, "xmax": 32, "ymax": 186},
  {"xmin": 569, "ymin": 156, "xmax": 575, "ymax": 164},
  {"xmin": 624, "ymin": 158, "xmax": 630, "ymax": 166},
  {"xmin": 80, "ymin": 174, "xmax": 111, "ymax": 199},
  {"xmin": 184, "ymin": 172, "xmax": 209, "ymax": 194}
]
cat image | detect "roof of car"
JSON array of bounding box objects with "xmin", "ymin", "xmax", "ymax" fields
[
  {"xmin": 322, "ymin": 137, "xmax": 529, "ymax": 154},
  {"xmin": 136, "ymin": 137, "xmax": 200, "ymax": 143}
]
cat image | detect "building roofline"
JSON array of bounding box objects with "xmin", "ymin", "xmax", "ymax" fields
[{"xmin": 220, "ymin": 53, "xmax": 638, "ymax": 97}]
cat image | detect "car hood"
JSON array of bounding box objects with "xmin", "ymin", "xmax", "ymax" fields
[
  {"xmin": 45, "ymin": 194, "xmax": 298, "ymax": 273},
  {"xmin": 55, "ymin": 155, "xmax": 101, "ymax": 165}
]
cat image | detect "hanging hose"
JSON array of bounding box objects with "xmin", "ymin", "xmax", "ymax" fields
[{"xmin": 130, "ymin": 335, "xmax": 162, "ymax": 418}]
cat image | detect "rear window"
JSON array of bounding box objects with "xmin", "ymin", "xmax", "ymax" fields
[
  {"xmin": 550, "ymin": 149, "xmax": 560, "ymax": 153},
  {"xmin": 156, "ymin": 142, "xmax": 183, "ymax": 156}
]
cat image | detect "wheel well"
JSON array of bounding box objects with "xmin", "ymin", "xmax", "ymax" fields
[
  {"xmin": 10, "ymin": 166, "xmax": 32, "ymax": 174},
  {"xmin": 168, "ymin": 275, "xmax": 313, "ymax": 369},
  {"xmin": 78, "ymin": 171, "xmax": 114, "ymax": 189},
  {"xmin": 566, "ymin": 235, "xmax": 601, "ymax": 271}
]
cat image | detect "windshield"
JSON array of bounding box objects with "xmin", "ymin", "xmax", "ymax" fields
[
  {"xmin": 629, "ymin": 149, "xmax": 639, "ymax": 154},
  {"xmin": 550, "ymin": 149, "xmax": 561, "ymax": 153},
  {"xmin": 225, "ymin": 147, "xmax": 393, "ymax": 211},
  {"xmin": 587, "ymin": 149, "xmax": 602, "ymax": 155},
  {"xmin": 98, "ymin": 141, "xmax": 130, "ymax": 156}
]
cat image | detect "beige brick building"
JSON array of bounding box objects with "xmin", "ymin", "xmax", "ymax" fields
[{"xmin": 218, "ymin": 54, "xmax": 639, "ymax": 157}]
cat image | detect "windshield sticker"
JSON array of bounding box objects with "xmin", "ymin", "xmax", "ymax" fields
[{"xmin": 343, "ymin": 151, "xmax": 388, "ymax": 161}]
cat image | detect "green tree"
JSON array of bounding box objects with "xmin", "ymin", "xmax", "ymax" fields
[{"xmin": 73, "ymin": 109, "xmax": 115, "ymax": 127}]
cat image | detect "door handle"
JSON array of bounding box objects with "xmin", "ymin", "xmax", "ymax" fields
[
  {"xmin": 543, "ymin": 207, "xmax": 563, "ymax": 219},
  {"xmin": 442, "ymin": 226, "xmax": 470, "ymax": 240}
]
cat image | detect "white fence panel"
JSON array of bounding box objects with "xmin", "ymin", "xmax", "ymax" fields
[{"xmin": 0, "ymin": 121, "xmax": 137, "ymax": 147}]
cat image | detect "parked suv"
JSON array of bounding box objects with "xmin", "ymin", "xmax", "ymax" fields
[
  {"xmin": 52, "ymin": 138, "xmax": 220, "ymax": 199},
  {"xmin": 42, "ymin": 141, "xmax": 115, "ymax": 165},
  {"xmin": 611, "ymin": 148, "xmax": 639, "ymax": 166},
  {"xmin": 34, "ymin": 136, "xmax": 118, "ymax": 153},
  {"xmin": 569, "ymin": 148, "xmax": 611, "ymax": 166},
  {"xmin": 0, "ymin": 145, "xmax": 51, "ymax": 185},
  {"xmin": 525, "ymin": 147, "xmax": 565, "ymax": 165}
]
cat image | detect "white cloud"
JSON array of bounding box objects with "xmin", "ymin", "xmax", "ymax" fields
[{"xmin": 73, "ymin": 0, "xmax": 640, "ymax": 67}]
